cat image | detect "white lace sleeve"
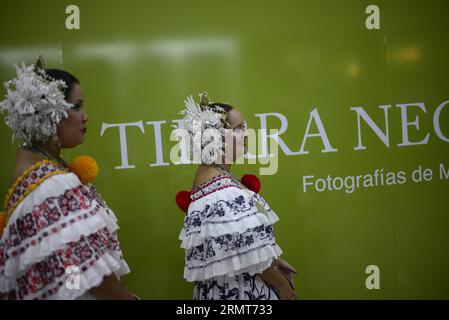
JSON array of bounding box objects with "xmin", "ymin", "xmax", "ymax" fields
[
  {"xmin": 179, "ymin": 175, "xmax": 282, "ymax": 282},
  {"xmin": 0, "ymin": 161, "xmax": 129, "ymax": 300}
]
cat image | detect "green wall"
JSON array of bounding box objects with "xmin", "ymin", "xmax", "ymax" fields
[{"xmin": 1, "ymin": 0, "xmax": 448, "ymax": 299}]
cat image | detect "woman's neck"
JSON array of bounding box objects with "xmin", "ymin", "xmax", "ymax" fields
[
  {"xmin": 213, "ymin": 163, "xmax": 231, "ymax": 173},
  {"xmin": 192, "ymin": 163, "xmax": 231, "ymax": 188},
  {"xmin": 33, "ymin": 141, "xmax": 61, "ymax": 160}
]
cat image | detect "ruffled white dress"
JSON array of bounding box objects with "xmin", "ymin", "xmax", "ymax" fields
[
  {"xmin": 0, "ymin": 161, "xmax": 130, "ymax": 300},
  {"xmin": 179, "ymin": 174, "xmax": 283, "ymax": 300}
]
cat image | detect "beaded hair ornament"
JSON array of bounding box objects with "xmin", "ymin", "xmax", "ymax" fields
[
  {"xmin": 174, "ymin": 92, "xmax": 231, "ymax": 164},
  {"xmin": 0, "ymin": 56, "xmax": 73, "ymax": 144}
]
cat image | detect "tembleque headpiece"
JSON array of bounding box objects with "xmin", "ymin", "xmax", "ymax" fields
[
  {"xmin": 0, "ymin": 56, "xmax": 73, "ymax": 144},
  {"xmin": 175, "ymin": 92, "xmax": 231, "ymax": 164}
]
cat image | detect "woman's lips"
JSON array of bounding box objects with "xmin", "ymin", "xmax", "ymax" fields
[{"xmin": 81, "ymin": 128, "xmax": 87, "ymax": 134}]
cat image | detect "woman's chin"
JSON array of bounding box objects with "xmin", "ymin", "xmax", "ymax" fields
[
  {"xmin": 63, "ymin": 138, "xmax": 85, "ymax": 149},
  {"xmin": 78, "ymin": 137, "xmax": 86, "ymax": 146}
]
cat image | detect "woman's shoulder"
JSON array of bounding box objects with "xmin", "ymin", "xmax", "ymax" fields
[
  {"xmin": 190, "ymin": 173, "xmax": 244, "ymax": 205},
  {"xmin": 192, "ymin": 166, "xmax": 223, "ymax": 188},
  {"xmin": 5, "ymin": 157, "xmax": 78, "ymax": 217},
  {"xmin": 9, "ymin": 149, "xmax": 45, "ymax": 187}
]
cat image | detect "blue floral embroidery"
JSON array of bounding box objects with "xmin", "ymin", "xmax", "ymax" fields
[
  {"xmin": 186, "ymin": 225, "xmax": 275, "ymax": 263},
  {"xmin": 193, "ymin": 273, "xmax": 279, "ymax": 300},
  {"xmin": 184, "ymin": 195, "xmax": 259, "ymax": 234},
  {"xmin": 183, "ymin": 176, "xmax": 281, "ymax": 301}
]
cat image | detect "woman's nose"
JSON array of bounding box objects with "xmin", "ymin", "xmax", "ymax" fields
[{"xmin": 82, "ymin": 112, "xmax": 88, "ymax": 123}]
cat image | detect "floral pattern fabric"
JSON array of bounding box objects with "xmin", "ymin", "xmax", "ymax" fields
[
  {"xmin": 180, "ymin": 174, "xmax": 282, "ymax": 300},
  {"xmin": 0, "ymin": 161, "xmax": 129, "ymax": 300}
]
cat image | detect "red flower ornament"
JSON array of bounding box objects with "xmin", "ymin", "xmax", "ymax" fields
[
  {"xmin": 241, "ymin": 174, "xmax": 261, "ymax": 193},
  {"xmin": 176, "ymin": 191, "xmax": 191, "ymax": 213}
]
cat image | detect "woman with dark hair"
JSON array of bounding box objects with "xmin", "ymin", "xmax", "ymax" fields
[
  {"xmin": 176, "ymin": 93, "xmax": 298, "ymax": 300},
  {"xmin": 0, "ymin": 58, "xmax": 136, "ymax": 299}
]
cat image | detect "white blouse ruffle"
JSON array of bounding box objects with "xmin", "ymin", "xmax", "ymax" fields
[
  {"xmin": 180, "ymin": 178, "xmax": 282, "ymax": 282},
  {"xmin": 0, "ymin": 171, "xmax": 130, "ymax": 300}
]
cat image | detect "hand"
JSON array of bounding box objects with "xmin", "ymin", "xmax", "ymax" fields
[
  {"xmin": 276, "ymin": 258, "xmax": 298, "ymax": 289},
  {"xmin": 131, "ymin": 293, "xmax": 141, "ymax": 300},
  {"xmin": 276, "ymin": 284, "xmax": 298, "ymax": 300}
]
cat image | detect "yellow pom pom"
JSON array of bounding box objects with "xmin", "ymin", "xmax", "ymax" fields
[{"xmin": 69, "ymin": 155, "xmax": 99, "ymax": 184}]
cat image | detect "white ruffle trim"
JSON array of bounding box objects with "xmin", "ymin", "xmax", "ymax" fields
[
  {"xmin": 3, "ymin": 172, "xmax": 84, "ymax": 232},
  {"xmin": 0, "ymin": 173, "xmax": 123, "ymax": 293},
  {"xmin": 179, "ymin": 210, "xmax": 279, "ymax": 249},
  {"xmin": 48, "ymin": 251, "xmax": 130, "ymax": 300},
  {"xmin": 0, "ymin": 207, "xmax": 119, "ymax": 292},
  {"xmin": 184, "ymin": 243, "xmax": 283, "ymax": 282},
  {"xmin": 179, "ymin": 187, "xmax": 280, "ymax": 249},
  {"xmin": 24, "ymin": 251, "xmax": 129, "ymax": 300},
  {"xmin": 1, "ymin": 172, "xmax": 119, "ymax": 240}
]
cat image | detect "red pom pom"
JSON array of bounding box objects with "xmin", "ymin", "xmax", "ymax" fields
[
  {"xmin": 176, "ymin": 191, "xmax": 191, "ymax": 213},
  {"xmin": 241, "ymin": 174, "xmax": 261, "ymax": 193}
]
